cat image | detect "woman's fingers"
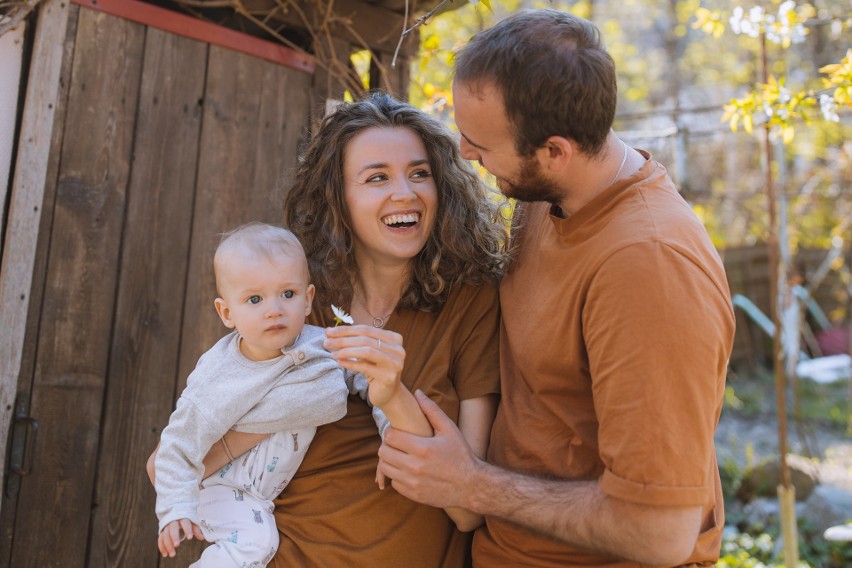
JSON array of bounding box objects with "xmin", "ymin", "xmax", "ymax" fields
[
  {"xmin": 330, "ymin": 343, "xmax": 403, "ymax": 366},
  {"xmin": 325, "ymin": 325, "xmax": 403, "ymax": 347},
  {"xmin": 324, "ymin": 326, "xmax": 405, "ymax": 372}
]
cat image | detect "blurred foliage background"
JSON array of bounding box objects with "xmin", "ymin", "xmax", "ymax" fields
[{"xmin": 401, "ymin": 0, "xmax": 850, "ymax": 252}]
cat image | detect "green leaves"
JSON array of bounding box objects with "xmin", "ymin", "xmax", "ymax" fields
[{"xmin": 723, "ymin": 76, "xmax": 816, "ymax": 143}]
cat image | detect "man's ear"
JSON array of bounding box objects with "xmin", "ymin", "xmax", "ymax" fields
[
  {"xmin": 536, "ymin": 136, "xmax": 574, "ymax": 172},
  {"xmin": 304, "ymin": 284, "xmax": 316, "ymax": 317},
  {"xmin": 214, "ymin": 297, "xmax": 235, "ymax": 329}
]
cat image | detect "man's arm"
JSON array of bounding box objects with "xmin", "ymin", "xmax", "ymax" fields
[{"xmin": 379, "ymin": 391, "xmax": 702, "ymax": 566}]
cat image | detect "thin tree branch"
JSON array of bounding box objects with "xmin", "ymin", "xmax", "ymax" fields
[
  {"xmin": 391, "ymin": 0, "xmax": 454, "ymax": 68},
  {"xmin": 0, "ymin": 0, "xmax": 40, "ymax": 37}
]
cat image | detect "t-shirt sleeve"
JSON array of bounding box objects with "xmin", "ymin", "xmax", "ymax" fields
[
  {"xmin": 450, "ymin": 284, "xmax": 501, "ymax": 401},
  {"xmin": 584, "ymin": 242, "xmax": 731, "ymax": 507}
]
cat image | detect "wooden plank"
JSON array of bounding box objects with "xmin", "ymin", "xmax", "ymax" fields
[
  {"xmin": 0, "ymin": 18, "xmax": 26, "ymax": 248},
  {"xmin": 372, "ymin": 47, "xmax": 413, "ymax": 100},
  {"xmin": 7, "ymin": 9, "xmax": 144, "ymax": 567},
  {"xmin": 0, "ymin": 5, "xmax": 79, "ymax": 562},
  {"xmin": 0, "ymin": 0, "xmax": 71, "ymax": 509},
  {"xmin": 312, "ymin": 36, "xmax": 352, "ymax": 125},
  {"xmin": 71, "ymin": 0, "xmax": 314, "ymax": 74},
  {"xmin": 178, "ymin": 45, "xmax": 313, "ymax": 390},
  {"xmin": 86, "ymin": 28, "xmax": 207, "ymax": 568}
]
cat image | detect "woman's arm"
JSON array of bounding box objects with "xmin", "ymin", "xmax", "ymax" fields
[
  {"xmin": 444, "ymin": 394, "xmax": 498, "ymax": 531},
  {"xmin": 206, "ymin": 431, "xmax": 268, "ymax": 472},
  {"xmin": 325, "ymin": 324, "xmax": 499, "ymax": 530},
  {"xmin": 376, "ymin": 394, "xmax": 498, "ymax": 531},
  {"xmin": 146, "ymin": 431, "xmax": 269, "ymax": 485}
]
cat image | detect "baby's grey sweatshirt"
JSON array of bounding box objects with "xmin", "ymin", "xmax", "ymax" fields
[{"xmin": 155, "ymin": 325, "xmax": 349, "ymax": 531}]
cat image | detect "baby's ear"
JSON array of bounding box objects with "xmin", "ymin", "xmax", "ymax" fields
[
  {"xmin": 214, "ymin": 298, "xmax": 235, "ymax": 329},
  {"xmin": 304, "ymin": 284, "xmax": 316, "ymax": 317}
]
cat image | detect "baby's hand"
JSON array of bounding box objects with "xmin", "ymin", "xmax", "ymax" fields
[{"xmin": 158, "ymin": 518, "xmax": 204, "ymax": 558}]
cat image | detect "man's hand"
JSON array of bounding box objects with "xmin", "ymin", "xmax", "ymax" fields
[
  {"xmin": 378, "ymin": 390, "xmax": 481, "ymax": 510},
  {"xmin": 157, "ymin": 518, "xmax": 204, "ymax": 558}
]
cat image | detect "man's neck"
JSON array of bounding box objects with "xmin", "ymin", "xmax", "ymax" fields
[{"xmin": 556, "ymin": 135, "xmax": 636, "ymax": 215}]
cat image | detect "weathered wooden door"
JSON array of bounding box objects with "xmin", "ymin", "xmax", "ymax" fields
[{"xmin": 0, "ymin": 1, "xmax": 313, "ymax": 565}]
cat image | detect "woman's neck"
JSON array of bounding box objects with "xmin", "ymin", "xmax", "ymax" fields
[{"xmin": 350, "ymin": 259, "xmax": 408, "ymax": 326}]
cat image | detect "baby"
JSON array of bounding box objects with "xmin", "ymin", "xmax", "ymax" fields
[{"xmin": 154, "ymin": 222, "xmax": 357, "ymax": 566}]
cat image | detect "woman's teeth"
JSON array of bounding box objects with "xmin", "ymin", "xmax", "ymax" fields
[{"xmin": 382, "ymin": 213, "xmax": 420, "ymax": 227}]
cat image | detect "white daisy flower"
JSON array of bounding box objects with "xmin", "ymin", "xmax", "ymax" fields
[{"xmin": 331, "ymin": 304, "xmax": 354, "ymax": 326}]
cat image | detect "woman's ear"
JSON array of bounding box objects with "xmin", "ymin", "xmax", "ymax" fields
[
  {"xmin": 214, "ymin": 298, "xmax": 235, "ymax": 329},
  {"xmin": 536, "ymin": 136, "xmax": 574, "ymax": 173}
]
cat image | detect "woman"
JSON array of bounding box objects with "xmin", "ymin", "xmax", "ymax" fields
[{"xmin": 161, "ymin": 91, "xmax": 508, "ymax": 566}]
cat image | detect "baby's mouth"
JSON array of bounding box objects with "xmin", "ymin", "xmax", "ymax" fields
[{"xmin": 382, "ymin": 212, "xmax": 420, "ymax": 228}]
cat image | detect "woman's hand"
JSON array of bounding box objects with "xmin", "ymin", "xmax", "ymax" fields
[
  {"xmin": 324, "ymin": 324, "xmax": 406, "ymax": 408},
  {"xmin": 325, "ymin": 325, "xmax": 432, "ymax": 437}
]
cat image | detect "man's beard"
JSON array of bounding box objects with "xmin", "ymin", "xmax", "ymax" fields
[{"xmin": 496, "ymin": 155, "xmax": 562, "ymax": 205}]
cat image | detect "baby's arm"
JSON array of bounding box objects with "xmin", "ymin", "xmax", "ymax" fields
[
  {"xmin": 158, "ymin": 518, "xmax": 204, "ymax": 558},
  {"xmin": 155, "ymin": 396, "xmax": 225, "ymax": 535}
]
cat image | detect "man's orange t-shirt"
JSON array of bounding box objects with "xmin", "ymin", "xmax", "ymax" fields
[{"xmin": 474, "ymin": 155, "xmax": 735, "ymax": 567}]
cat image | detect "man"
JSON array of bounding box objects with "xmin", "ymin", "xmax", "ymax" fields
[{"xmin": 379, "ymin": 9, "xmax": 735, "ymax": 567}]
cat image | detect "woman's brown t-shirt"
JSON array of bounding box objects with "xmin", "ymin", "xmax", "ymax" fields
[{"xmin": 269, "ymin": 282, "xmax": 500, "ymax": 567}]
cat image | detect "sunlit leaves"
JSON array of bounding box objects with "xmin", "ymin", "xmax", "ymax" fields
[
  {"xmin": 693, "ymin": 7, "xmax": 726, "ymax": 38},
  {"xmin": 820, "ymin": 49, "xmax": 852, "ymax": 107},
  {"xmin": 693, "ymin": 2, "xmax": 848, "ymax": 143}
]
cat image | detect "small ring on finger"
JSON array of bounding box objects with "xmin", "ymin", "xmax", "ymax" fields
[{"xmin": 377, "ymin": 338, "xmax": 382, "ymax": 351}]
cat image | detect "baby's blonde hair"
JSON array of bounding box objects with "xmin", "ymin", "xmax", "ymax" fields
[{"xmin": 214, "ymin": 222, "xmax": 308, "ymax": 293}]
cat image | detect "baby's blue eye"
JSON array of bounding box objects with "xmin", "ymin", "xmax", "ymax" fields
[
  {"xmin": 282, "ymin": 290, "xmax": 294, "ymax": 299},
  {"xmin": 248, "ymin": 295, "xmax": 262, "ymax": 304}
]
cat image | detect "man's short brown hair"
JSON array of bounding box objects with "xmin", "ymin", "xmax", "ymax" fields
[{"xmin": 455, "ymin": 9, "xmax": 617, "ymax": 157}]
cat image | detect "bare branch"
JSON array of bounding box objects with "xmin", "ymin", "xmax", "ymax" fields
[
  {"xmin": 391, "ymin": 0, "xmax": 454, "ymax": 68},
  {"xmin": 0, "ymin": 0, "xmax": 41, "ymax": 38}
]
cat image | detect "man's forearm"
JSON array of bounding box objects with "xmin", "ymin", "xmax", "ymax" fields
[{"xmin": 465, "ymin": 461, "xmax": 703, "ymax": 566}]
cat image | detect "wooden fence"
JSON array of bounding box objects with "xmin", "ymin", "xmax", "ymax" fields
[{"xmin": 723, "ymin": 245, "xmax": 850, "ymax": 370}]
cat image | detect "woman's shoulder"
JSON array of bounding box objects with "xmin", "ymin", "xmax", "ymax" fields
[
  {"xmin": 445, "ymin": 280, "xmax": 499, "ymax": 309},
  {"xmin": 433, "ymin": 282, "xmax": 499, "ymax": 329}
]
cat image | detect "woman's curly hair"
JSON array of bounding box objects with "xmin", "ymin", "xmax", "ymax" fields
[{"xmin": 284, "ymin": 91, "xmax": 508, "ymax": 312}]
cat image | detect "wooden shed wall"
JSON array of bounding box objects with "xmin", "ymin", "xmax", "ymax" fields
[{"xmin": 0, "ymin": 3, "xmax": 313, "ymax": 566}]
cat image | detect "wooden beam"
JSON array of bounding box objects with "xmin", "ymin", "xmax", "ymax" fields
[
  {"xmin": 72, "ymin": 0, "xmax": 315, "ymax": 73},
  {"xmin": 0, "ymin": 0, "xmax": 70, "ymax": 509}
]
